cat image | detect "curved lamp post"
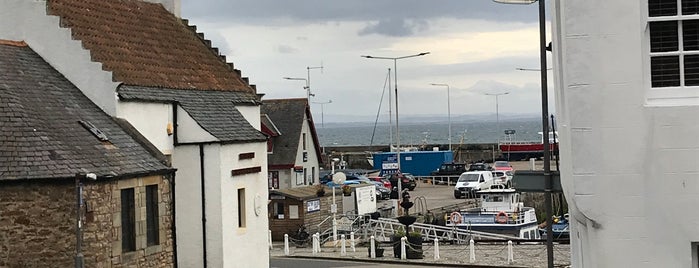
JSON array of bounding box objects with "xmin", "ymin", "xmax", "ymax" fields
[
  {"xmin": 312, "ymin": 100, "xmax": 332, "ymax": 128},
  {"xmin": 361, "ymin": 52, "xmax": 430, "ymax": 202}
]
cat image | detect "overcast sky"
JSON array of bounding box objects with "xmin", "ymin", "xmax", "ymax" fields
[{"xmin": 180, "ymin": 0, "xmax": 553, "ymax": 121}]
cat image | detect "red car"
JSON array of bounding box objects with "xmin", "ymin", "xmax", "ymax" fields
[
  {"xmin": 368, "ymin": 176, "xmax": 391, "ymax": 189},
  {"xmin": 493, "ymin": 161, "xmax": 514, "ymax": 171}
]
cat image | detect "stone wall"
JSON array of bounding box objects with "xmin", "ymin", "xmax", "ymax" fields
[{"xmin": 0, "ymin": 175, "xmax": 174, "ymax": 268}]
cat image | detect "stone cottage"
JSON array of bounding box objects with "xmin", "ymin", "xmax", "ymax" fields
[
  {"xmin": 0, "ymin": 0, "xmax": 271, "ymax": 267},
  {"xmin": 0, "ymin": 40, "xmax": 175, "ymax": 267}
]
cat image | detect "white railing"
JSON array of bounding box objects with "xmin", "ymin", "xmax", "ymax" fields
[{"xmin": 367, "ymin": 218, "xmax": 516, "ymax": 244}]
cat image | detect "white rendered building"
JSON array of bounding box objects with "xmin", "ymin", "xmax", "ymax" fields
[{"xmin": 552, "ymin": 0, "xmax": 699, "ymax": 267}]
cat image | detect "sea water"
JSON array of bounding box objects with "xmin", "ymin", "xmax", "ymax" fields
[{"xmin": 316, "ymin": 118, "xmax": 544, "ymax": 147}]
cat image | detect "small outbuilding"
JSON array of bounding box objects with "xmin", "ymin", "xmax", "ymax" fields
[{"xmin": 268, "ymin": 185, "xmax": 344, "ymax": 241}]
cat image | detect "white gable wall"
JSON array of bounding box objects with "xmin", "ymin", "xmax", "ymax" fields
[
  {"xmin": 0, "ymin": 0, "xmax": 120, "ymax": 116},
  {"xmin": 552, "ymin": 0, "xmax": 699, "ymax": 266},
  {"xmin": 119, "ymin": 101, "xmax": 175, "ymax": 155},
  {"xmin": 237, "ymin": 105, "xmax": 262, "ymax": 131},
  {"xmin": 293, "ymin": 112, "xmax": 320, "ymax": 187}
]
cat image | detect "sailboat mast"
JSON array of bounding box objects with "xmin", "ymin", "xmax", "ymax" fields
[{"xmin": 388, "ymin": 68, "xmax": 393, "ymax": 152}]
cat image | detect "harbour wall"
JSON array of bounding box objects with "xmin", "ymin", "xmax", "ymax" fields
[{"xmin": 321, "ymin": 143, "xmax": 502, "ymax": 170}]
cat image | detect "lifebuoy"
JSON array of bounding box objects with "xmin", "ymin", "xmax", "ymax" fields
[
  {"xmin": 495, "ymin": 211, "xmax": 508, "ymax": 223},
  {"xmin": 450, "ymin": 212, "xmax": 462, "ymax": 224}
]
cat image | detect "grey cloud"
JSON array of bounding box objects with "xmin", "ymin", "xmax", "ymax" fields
[
  {"xmin": 277, "ymin": 45, "xmax": 299, "ymax": 54},
  {"xmin": 358, "ymin": 18, "xmax": 429, "ymax": 37},
  {"xmin": 181, "ymin": 0, "xmax": 540, "ymax": 26}
]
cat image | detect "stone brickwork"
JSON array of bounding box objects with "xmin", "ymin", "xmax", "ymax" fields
[{"xmin": 0, "ymin": 175, "xmax": 174, "ymax": 268}]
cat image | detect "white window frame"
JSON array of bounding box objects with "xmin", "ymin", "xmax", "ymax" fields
[{"xmin": 645, "ymin": 0, "xmax": 699, "ymax": 106}]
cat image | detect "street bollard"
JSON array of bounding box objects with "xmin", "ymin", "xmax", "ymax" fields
[
  {"xmin": 508, "ymin": 240, "xmax": 514, "ymax": 264},
  {"xmin": 312, "ymin": 234, "xmax": 319, "ymax": 254},
  {"xmin": 350, "ymin": 232, "xmax": 356, "ymax": 252},
  {"xmin": 400, "ymin": 236, "xmax": 407, "ymax": 260},
  {"xmin": 316, "ymin": 232, "xmax": 322, "ymax": 253},
  {"xmin": 284, "ymin": 234, "xmax": 289, "ymax": 256},
  {"xmin": 341, "ymin": 235, "xmax": 347, "ymax": 256},
  {"xmin": 268, "ymin": 230, "xmax": 273, "ymax": 250},
  {"xmin": 469, "ymin": 239, "xmax": 475, "ymax": 263},
  {"xmin": 434, "ymin": 238, "xmax": 440, "ymax": 260},
  {"xmin": 370, "ymin": 236, "xmax": 376, "ymax": 259}
]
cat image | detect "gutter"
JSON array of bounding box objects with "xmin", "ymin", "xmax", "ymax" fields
[
  {"xmin": 169, "ymin": 172, "xmax": 178, "ymax": 268},
  {"xmin": 199, "ymin": 144, "xmax": 208, "ymax": 268}
]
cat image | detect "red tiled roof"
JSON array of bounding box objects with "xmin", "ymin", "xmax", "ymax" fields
[{"xmin": 48, "ymin": 0, "xmax": 252, "ymax": 92}]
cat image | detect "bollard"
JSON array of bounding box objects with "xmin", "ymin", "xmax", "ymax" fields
[
  {"xmin": 350, "ymin": 232, "xmax": 356, "ymax": 252},
  {"xmin": 284, "ymin": 234, "xmax": 289, "ymax": 256},
  {"xmin": 469, "ymin": 239, "xmax": 475, "ymax": 263},
  {"xmin": 507, "ymin": 240, "xmax": 514, "ymax": 264},
  {"xmin": 400, "ymin": 236, "xmax": 407, "ymax": 260},
  {"xmin": 312, "ymin": 234, "xmax": 319, "ymax": 254},
  {"xmin": 370, "ymin": 235, "xmax": 376, "ymax": 259},
  {"xmin": 434, "ymin": 238, "xmax": 440, "ymax": 260},
  {"xmin": 529, "ymin": 158, "xmax": 536, "ymax": 170},
  {"xmin": 341, "ymin": 235, "xmax": 347, "ymax": 256},
  {"xmin": 316, "ymin": 232, "xmax": 322, "ymax": 253},
  {"xmin": 268, "ymin": 230, "xmax": 273, "ymax": 250}
]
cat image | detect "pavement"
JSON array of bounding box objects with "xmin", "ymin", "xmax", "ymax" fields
[{"xmin": 270, "ymin": 240, "xmax": 571, "ymax": 268}]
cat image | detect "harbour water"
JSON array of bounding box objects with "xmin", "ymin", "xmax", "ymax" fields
[{"xmin": 316, "ymin": 117, "xmax": 543, "ymax": 147}]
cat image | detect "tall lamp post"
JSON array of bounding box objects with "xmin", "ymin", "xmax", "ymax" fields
[
  {"xmin": 283, "ymin": 77, "xmax": 312, "ymax": 100},
  {"xmin": 493, "ymin": 0, "xmax": 552, "ymax": 267},
  {"xmin": 361, "ymin": 52, "xmax": 430, "ymax": 199},
  {"xmin": 312, "ymin": 100, "xmax": 332, "ymax": 128},
  {"xmin": 430, "ymin": 83, "xmax": 452, "ymax": 151},
  {"xmin": 484, "ymin": 92, "xmax": 510, "ymax": 141}
]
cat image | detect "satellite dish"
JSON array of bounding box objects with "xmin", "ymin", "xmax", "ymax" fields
[{"xmin": 332, "ymin": 172, "xmax": 346, "ymax": 184}]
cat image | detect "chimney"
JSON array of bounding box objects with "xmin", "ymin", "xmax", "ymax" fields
[{"xmin": 145, "ymin": 0, "xmax": 181, "ymax": 17}]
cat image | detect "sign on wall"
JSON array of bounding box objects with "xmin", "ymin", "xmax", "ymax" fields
[{"xmin": 307, "ymin": 199, "xmax": 320, "ymax": 213}]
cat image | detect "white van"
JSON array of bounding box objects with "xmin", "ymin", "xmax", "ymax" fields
[{"xmin": 453, "ymin": 171, "xmax": 495, "ymax": 199}]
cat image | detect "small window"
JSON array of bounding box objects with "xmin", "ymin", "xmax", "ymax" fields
[
  {"xmin": 289, "ymin": 205, "xmax": 299, "ymax": 219},
  {"xmin": 121, "ymin": 188, "xmax": 136, "ymax": 252},
  {"xmin": 274, "ymin": 202, "xmax": 284, "ymax": 219},
  {"xmin": 238, "ymin": 188, "xmax": 246, "ymax": 228},
  {"xmin": 145, "ymin": 185, "xmax": 160, "ymax": 246},
  {"xmin": 302, "ymin": 133, "xmax": 307, "ymax": 150}
]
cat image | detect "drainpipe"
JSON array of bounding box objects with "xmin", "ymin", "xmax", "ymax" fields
[
  {"xmin": 169, "ymin": 172, "xmax": 178, "ymax": 268},
  {"xmin": 200, "ymin": 144, "xmax": 207, "ymax": 268},
  {"xmin": 74, "ymin": 173, "xmax": 84, "ymax": 268}
]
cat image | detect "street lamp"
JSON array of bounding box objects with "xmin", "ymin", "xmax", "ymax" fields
[
  {"xmin": 484, "ymin": 92, "xmax": 510, "ymax": 142},
  {"xmin": 494, "ymin": 0, "xmax": 553, "ymax": 267},
  {"xmin": 430, "ymin": 83, "xmax": 452, "ymax": 151},
  {"xmin": 282, "ymin": 77, "xmax": 313, "ymax": 100},
  {"xmin": 312, "ymin": 100, "xmax": 332, "ymax": 128},
  {"xmin": 361, "ymin": 52, "xmax": 430, "ymax": 199},
  {"xmin": 516, "ymin": 67, "xmax": 552, "ymax": 71}
]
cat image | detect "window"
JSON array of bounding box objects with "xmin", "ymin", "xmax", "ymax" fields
[
  {"xmin": 274, "ymin": 202, "xmax": 285, "ymax": 219},
  {"xmin": 238, "ymin": 188, "xmax": 246, "ymax": 228},
  {"xmin": 649, "ymin": 0, "xmax": 699, "ymax": 87},
  {"xmin": 302, "ymin": 133, "xmax": 307, "ymax": 150},
  {"xmin": 121, "ymin": 188, "xmax": 136, "ymax": 252},
  {"xmin": 145, "ymin": 185, "xmax": 159, "ymax": 246}
]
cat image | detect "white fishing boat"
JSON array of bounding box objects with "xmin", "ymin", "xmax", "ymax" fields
[{"xmin": 446, "ymin": 187, "xmax": 541, "ymax": 239}]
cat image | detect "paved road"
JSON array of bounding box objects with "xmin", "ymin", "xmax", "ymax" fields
[{"xmin": 270, "ymin": 257, "xmax": 451, "ymax": 268}]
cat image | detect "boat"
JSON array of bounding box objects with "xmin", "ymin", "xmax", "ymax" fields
[
  {"xmin": 446, "ymin": 187, "xmax": 541, "ymax": 240},
  {"xmin": 539, "ymin": 213, "xmax": 570, "ymax": 240},
  {"xmin": 498, "ymin": 131, "xmax": 558, "ymax": 161}
]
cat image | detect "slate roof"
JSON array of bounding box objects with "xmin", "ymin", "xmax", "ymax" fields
[
  {"xmin": 118, "ymin": 85, "xmax": 267, "ymax": 143},
  {"xmin": 262, "ymin": 98, "xmax": 322, "ymax": 167},
  {"xmin": 271, "ymin": 185, "xmax": 329, "ymax": 201},
  {"xmin": 0, "ymin": 42, "xmax": 173, "ymax": 181},
  {"xmin": 47, "ymin": 0, "xmax": 253, "ymax": 92}
]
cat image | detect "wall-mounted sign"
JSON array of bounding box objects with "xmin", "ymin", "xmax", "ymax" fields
[{"xmin": 307, "ymin": 199, "xmax": 320, "ymax": 213}]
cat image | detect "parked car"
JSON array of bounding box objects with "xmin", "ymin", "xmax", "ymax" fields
[
  {"xmin": 386, "ymin": 173, "xmax": 417, "ymax": 191},
  {"xmin": 453, "ymin": 171, "xmax": 495, "ymax": 199},
  {"xmin": 493, "ymin": 161, "xmax": 514, "ymax": 171},
  {"xmin": 368, "ymin": 176, "xmax": 392, "ymax": 189},
  {"xmin": 492, "ymin": 170, "xmax": 514, "ymax": 187},
  {"xmin": 430, "ymin": 163, "xmax": 467, "ymax": 176},
  {"xmin": 468, "ymin": 163, "xmax": 492, "ymax": 171},
  {"xmin": 375, "ymin": 184, "xmax": 391, "ymax": 200}
]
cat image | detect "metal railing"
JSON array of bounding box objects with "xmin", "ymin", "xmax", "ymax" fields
[{"xmin": 367, "ymin": 218, "xmax": 517, "ymax": 244}]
